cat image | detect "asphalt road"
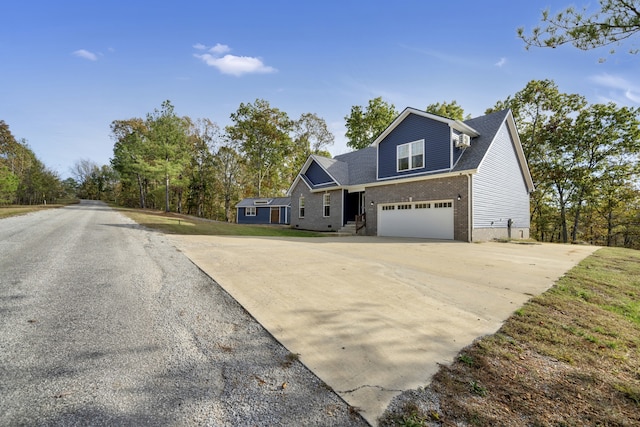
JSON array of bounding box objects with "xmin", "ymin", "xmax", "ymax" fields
[{"xmin": 0, "ymin": 201, "xmax": 367, "ymax": 426}]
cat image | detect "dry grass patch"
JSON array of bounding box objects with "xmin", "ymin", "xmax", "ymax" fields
[
  {"xmin": 117, "ymin": 208, "xmax": 324, "ymax": 237},
  {"xmin": 0, "ymin": 202, "xmax": 77, "ymax": 219},
  {"xmin": 380, "ymin": 247, "xmax": 640, "ymax": 426}
]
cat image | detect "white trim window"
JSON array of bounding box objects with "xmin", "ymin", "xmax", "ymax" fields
[
  {"xmin": 323, "ymin": 193, "xmax": 331, "ymax": 217},
  {"xmin": 397, "ymin": 139, "xmax": 424, "ymax": 172},
  {"xmin": 246, "ymin": 206, "xmax": 256, "ymax": 216},
  {"xmin": 299, "ymin": 196, "xmax": 305, "ymax": 218}
]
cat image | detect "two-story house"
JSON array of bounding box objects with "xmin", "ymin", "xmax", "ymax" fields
[{"xmin": 287, "ymin": 108, "xmax": 534, "ymax": 241}]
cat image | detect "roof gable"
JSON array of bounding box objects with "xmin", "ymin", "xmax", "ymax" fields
[{"xmin": 372, "ymin": 107, "xmax": 480, "ymax": 148}]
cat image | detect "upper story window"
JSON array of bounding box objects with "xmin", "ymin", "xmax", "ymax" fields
[
  {"xmin": 323, "ymin": 193, "xmax": 331, "ymax": 217},
  {"xmin": 397, "ymin": 139, "xmax": 424, "ymax": 172},
  {"xmin": 246, "ymin": 206, "xmax": 256, "ymax": 216},
  {"xmin": 299, "ymin": 196, "xmax": 305, "ymax": 218}
]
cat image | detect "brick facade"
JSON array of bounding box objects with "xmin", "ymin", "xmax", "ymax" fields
[{"xmin": 290, "ymin": 184, "xmax": 343, "ymax": 232}]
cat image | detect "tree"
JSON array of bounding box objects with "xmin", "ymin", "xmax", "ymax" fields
[
  {"xmin": 0, "ymin": 165, "xmax": 18, "ymax": 204},
  {"xmin": 488, "ymin": 79, "xmax": 587, "ymax": 242},
  {"xmin": 213, "ymin": 145, "xmax": 244, "ymax": 222},
  {"xmin": 291, "ymin": 112, "xmax": 335, "ymax": 174},
  {"xmin": 185, "ymin": 118, "xmax": 220, "ymax": 218},
  {"xmin": 490, "ymin": 79, "xmax": 640, "ymax": 244},
  {"xmin": 146, "ymin": 100, "xmax": 190, "ymax": 212},
  {"xmin": 226, "ymin": 99, "xmax": 294, "ymax": 197},
  {"xmin": 345, "ymin": 97, "xmax": 398, "ymax": 150},
  {"xmin": 111, "ymin": 118, "xmax": 151, "ymax": 209},
  {"xmin": 425, "ymin": 100, "xmax": 469, "ymax": 120},
  {"xmin": 518, "ymin": 0, "xmax": 640, "ymax": 56},
  {"xmin": 1, "ymin": 120, "xmax": 62, "ymax": 205}
]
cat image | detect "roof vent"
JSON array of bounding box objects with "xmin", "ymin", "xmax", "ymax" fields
[{"xmin": 455, "ymin": 134, "xmax": 471, "ymax": 149}]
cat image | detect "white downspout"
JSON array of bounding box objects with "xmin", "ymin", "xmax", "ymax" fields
[{"xmin": 467, "ymin": 173, "xmax": 472, "ymax": 242}]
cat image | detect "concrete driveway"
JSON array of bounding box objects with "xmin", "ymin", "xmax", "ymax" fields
[{"xmin": 169, "ymin": 235, "xmax": 598, "ymax": 425}]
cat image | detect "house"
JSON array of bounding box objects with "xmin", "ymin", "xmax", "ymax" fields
[
  {"xmin": 287, "ymin": 108, "xmax": 534, "ymax": 241},
  {"xmin": 236, "ymin": 197, "xmax": 291, "ymax": 225}
]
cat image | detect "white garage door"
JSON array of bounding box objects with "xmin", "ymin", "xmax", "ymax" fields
[{"xmin": 378, "ymin": 200, "xmax": 454, "ymax": 239}]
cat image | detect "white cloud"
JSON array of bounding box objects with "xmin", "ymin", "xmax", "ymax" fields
[
  {"xmin": 589, "ymin": 73, "xmax": 640, "ymax": 105},
  {"xmin": 194, "ymin": 43, "xmax": 276, "ymax": 76},
  {"xmin": 73, "ymin": 49, "xmax": 98, "ymax": 61},
  {"xmin": 625, "ymin": 90, "xmax": 640, "ymax": 104},
  {"xmin": 495, "ymin": 57, "xmax": 507, "ymax": 67},
  {"xmin": 195, "ymin": 53, "xmax": 276, "ymax": 76},
  {"xmin": 193, "ymin": 43, "xmax": 207, "ymax": 50},
  {"xmin": 209, "ymin": 43, "xmax": 230, "ymax": 54}
]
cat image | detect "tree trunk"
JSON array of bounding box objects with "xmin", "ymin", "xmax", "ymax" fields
[
  {"xmin": 136, "ymin": 174, "xmax": 145, "ymax": 209},
  {"xmin": 607, "ymin": 210, "xmax": 614, "ymax": 247}
]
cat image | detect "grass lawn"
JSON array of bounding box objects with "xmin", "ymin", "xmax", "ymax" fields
[
  {"xmin": 380, "ymin": 246, "xmax": 640, "ymax": 426},
  {"xmin": 116, "ymin": 207, "xmax": 325, "ymax": 237},
  {"xmin": 0, "ymin": 201, "xmax": 78, "ymax": 219}
]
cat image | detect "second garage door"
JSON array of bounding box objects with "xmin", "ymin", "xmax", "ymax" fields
[{"xmin": 377, "ymin": 200, "xmax": 454, "ymax": 239}]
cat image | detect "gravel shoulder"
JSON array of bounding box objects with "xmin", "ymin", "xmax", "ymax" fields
[{"xmin": 0, "ymin": 201, "xmax": 368, "ymax": 426}]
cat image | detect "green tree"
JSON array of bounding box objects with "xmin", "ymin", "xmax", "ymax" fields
[
  {"xmin": 185, "ymin": 118, "xmax": 220, "ymax": 218},
  {"xmin": 291, "ymin": 112, "xmax": 335, "ymax": 175},
  {"xmin": 345, "ymin": 97, "xmax": 398, "ymax": 150},
  {"xmin": 567, "ymin": 103, "xmax": 640, "ymax": 241},
  {"xmin": 111, "ymin": 118, "xmax": 152, "ymax": 209},
  {"xmin": 146, "ymin": 100, "xmax": 190, "ymax": 212},
  {"xmin": 213, "ymin": 145, "xmax": 244, "ymax": 222},
  {"xmin": 491, "ymin": 80, "xmax": 640, "ymax": 244},
  {"xmin": 0, "ymin": 165, "xmax": 19, "ymax": 204},
  {"xmin": 425, "ymin": 100, "xmax": 469, "ymax": 120},
  {"xmin": 518, "ymin": 0, "xmax": 640, "ymax": 56},
  {"xmin": 226, "ymin": 99, "xmax": 294, "ymax": 197},
  {"xmin": 488, "ymin": 79, "xmax": 587, "ymax": 242}
]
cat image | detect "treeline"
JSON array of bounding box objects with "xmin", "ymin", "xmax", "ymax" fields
[
  {"xmin": 489, "ymin": 80, "xmax": 640, "ymax": 247},
  {"xmin": 0, "ymin": 120, "xmax": 67, "ymax": 205},
  {"xmin": 108, "ymin": 99, "xmax": 333, "ymax": 221},
  {"xmin": 5, "ymin": 79, "xmax": 639, "ymax": 249}
]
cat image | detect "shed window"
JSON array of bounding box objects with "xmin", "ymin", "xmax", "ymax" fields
[
  {"xmin": 397, "ymin": 140, "xmax": 424, "ymax": 172},
  {"xmin": 246, "ymin": 206, "xmax": 256, "ymax": 216},
  {"xmin": 299, "ymin": 196, "xmax": 305, "ymax": 218},
  {"xmin": 323, "ymin": 193, "xmax": 331, "ymax": 217}
]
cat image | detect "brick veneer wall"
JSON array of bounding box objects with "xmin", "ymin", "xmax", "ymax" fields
[
  {"xmin": 290, "ymin": 184, "xmax": 343, "ymax": 232},
  {"xmin": 364, "ymin": 175, "xmax": 470, "ymax": 241}
]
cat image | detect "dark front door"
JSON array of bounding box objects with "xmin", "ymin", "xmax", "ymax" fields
[
  {"xmin": 343, "ymin": 191, "xmax": 364, "ymax": 225},
  {"xmin": 270, "ymin": 207, "xmax": 280, "ymax": 224}
]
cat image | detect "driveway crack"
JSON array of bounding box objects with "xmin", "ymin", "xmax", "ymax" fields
[{"xmin": 338, "ymin": 384, "xmax": 404, "ymax": 394}]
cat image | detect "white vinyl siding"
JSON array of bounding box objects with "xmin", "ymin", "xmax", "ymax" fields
[{"xmin": 473, "ymin": 123, "xmax": 530, "ymax": 229}]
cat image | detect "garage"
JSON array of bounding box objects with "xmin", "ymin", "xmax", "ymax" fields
[{"xmin": 377, "ymin": 200, "xmax": 454, "ymax": 239}]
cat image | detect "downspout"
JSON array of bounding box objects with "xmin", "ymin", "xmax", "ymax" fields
[{"xmin": 467, "ymin": 173, "xmax": 472, "ymax": 242}]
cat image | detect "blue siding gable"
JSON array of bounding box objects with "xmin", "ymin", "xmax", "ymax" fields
[
  {"xmin": 377, "ymin": 113, "xmax": 451, "ymax": 179},
  {"xmin": 304, "ymin": 160, "xmax": 334, "ymax": 185}
]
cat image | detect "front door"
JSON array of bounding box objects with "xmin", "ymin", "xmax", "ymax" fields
[{"xmin": 270, "ymin": 207, "xmax": 280, "ymax": 224}]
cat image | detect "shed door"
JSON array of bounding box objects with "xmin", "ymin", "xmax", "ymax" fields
[
  {"xmin": 377, "ymin": 200, "xmax": 453, "ymax": 239},
  {"xmin": 270, "ymin": 207, "xmax": 280, "ymax": 224}
]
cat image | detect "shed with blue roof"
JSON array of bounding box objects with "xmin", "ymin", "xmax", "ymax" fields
[{"xmin": 236, "ymin": 197, "xmax": 291, "ymax": 225}]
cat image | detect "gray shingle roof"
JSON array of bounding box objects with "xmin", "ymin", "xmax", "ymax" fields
[
  {"xmin": 311, "ymin": 154, "xmax": 349, "ymax": 185},
  {"xmin": 303, "ymin": 109, "xmax": 510, "ymax": 188},
  {"xmin": 453, "ymin": 109, "xmax": 509, "ymax": 172},
  {"xmin": 236, "ymin": 197, "xmax": 291, "ymax": 207},
  {"xmin": 334, "ymin": 146, "xmax": 377, "ymax": 185}
]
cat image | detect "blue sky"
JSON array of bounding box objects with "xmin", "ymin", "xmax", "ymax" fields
[{"xmin": 1, "ymin": 1, "xmax": 639, "ymax": 179}]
